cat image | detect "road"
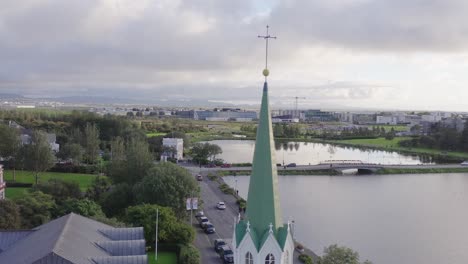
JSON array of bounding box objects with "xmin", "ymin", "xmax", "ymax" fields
[{"xmin": 191, "ymin": 170, "xmax": 318, "ymax": 264}]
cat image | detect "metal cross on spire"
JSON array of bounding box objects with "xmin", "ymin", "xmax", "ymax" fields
[{"xmin": 258, "ymin": 25, "xmax": 276, "ymax": 81}]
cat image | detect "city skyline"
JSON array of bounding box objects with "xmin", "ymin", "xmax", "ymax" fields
[{"xmin": 2, "ymin": 0, "xmax": 468, "ymax": 111}]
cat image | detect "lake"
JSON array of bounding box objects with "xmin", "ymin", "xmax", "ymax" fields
[
  {"xmin": 224, "ymin": 173, "xmax": 468, "ymax": 264},
  {"xmin": 210, "ymin": 140, "xmax": 436, "ymax": 165}
]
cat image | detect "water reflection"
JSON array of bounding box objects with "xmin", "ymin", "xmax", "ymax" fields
[{"xmin": 210, "ymin": 140, "xmax": 449, "ymax": 165}]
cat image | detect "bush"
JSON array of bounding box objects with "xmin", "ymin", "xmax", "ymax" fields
[
  {"xmin": 299, "ymin": 254, "xmax": 313, "ymax": 264},
  {"xmin": 6, "ymin": 182, "xmax": 33, "ymax": 188},
  {"xmin": 179, "ymin": 244, "xmax": 200, "ymax": 264},
  {"xmin": 207, "ymin": 173, "xmax": 218, "ymax": 181}
]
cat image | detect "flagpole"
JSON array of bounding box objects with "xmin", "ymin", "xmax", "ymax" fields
[{"xmin": 155, "ymin": 208, "xmax": 159, "ymax": 262}]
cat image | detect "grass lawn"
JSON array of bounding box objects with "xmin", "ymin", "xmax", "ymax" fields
[
  {"xmin": 146, "ymin": 132, "xmax": 167, "ymax": 137},
  {"xmin": 147, "ymin": 251, "xmax": 177, "ymax": 264},
  {"xmin": 5, "ymin": 187, "xmax": 29, "ymax": 200},
  {"xmin": 373, "ymin": 124, "xmax": 408, "ymax": 132},
  {"xmin": 4, "ymin": 170, "xmax": 98, "ymax": 191}
]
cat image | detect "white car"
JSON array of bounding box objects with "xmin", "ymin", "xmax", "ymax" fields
[{"xmin": 217, "ymin": 202, "xmax": 226, "ymax": 210}]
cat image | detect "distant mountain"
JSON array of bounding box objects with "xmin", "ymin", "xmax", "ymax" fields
[
  {"xmin": 52, "ymin": 95, "xmax": 234, "ymax": 107},
  {"xmin": 0, "ymin": 93, "xmax": 24, "ymax": 99}
]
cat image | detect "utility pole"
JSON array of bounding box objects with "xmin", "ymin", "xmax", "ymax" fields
[{"xmin": 293, "ymin": 96, "xmax": 306, "ymax": 119}]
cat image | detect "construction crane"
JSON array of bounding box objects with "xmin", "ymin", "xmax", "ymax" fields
[{"xmin": 292, "ymin": 96, "xmax": 306, "ymax": 119}]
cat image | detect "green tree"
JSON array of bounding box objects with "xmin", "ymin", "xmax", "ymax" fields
[
  {"xmin": 83, "ymin": 123, "xmax": 100, "ymax": 164},
  {"xmin": 57, "ymin": 143, "xmax": 84, "ymax": 165},
  {"xmin": 273, "ymin": 123, "xmax": 284, "ymax": 137},
  {"xmin": 110, "ymin": 136, "xmax": 125, "ymax": 161},
  {"xmin": 33, "ymin": 178, "xmax": 82, "ymax": 201},
  {"xmin": 0, "ymin": 200, "xmax": 21, "ymax": 229},
  {"xmin": 100, "ymin": 183, "xmax": 135, "ymax": 217},
  {"xmin": 107, "ymin": 138, "xmax": 153, "ymax": 184},
  {"xmin": 56, "ymin": 198, "xmax": 105, "ymax": 218},
  {"xmin": 190, "ymin": 143, "xmax": 222, "ymax": 164},
  {"xmin": 16, "ymin": 191, "xmax": 56, "ymax": 228},
  {"xmin": 20, "ymin": 131, "xmax": 56, "ymax": 185},
  {"xmin": 321, "ymin": 244, "xmax": 372, "ymax": 264},
  {"xmin": 85, "ymin": 176, "xmax": 111, "ymax": 202},
  {"xmin": 133, "ymin": 163, "xmax": 198, "ymax": 214},
  {"xmin": 0, "ymin": 124, "xmax": 21, "ymax": 181},
  {"xmin": 179, "ymin": 244, "xmax": 200, "ymax": 264},
  {"xmin": 460, "ymin": 121, "xmax": 468, "ymax": 151},
  {"xmin": 124, "ymin": 204, "xmax": 195, "ymax": 246}
]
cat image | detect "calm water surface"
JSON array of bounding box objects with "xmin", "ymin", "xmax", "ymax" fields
[
  {"xmin": 211, "ymin": 140, "xmax": 434, "ymax": 165},
  {"xmin": 224, "ymin": 174, "xmax": 468, "ymax": 264}
]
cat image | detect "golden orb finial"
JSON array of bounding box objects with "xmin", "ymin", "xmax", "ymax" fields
[{"xmin": 263, "ymin": 68, "xmax": 270, "ymax": 77}]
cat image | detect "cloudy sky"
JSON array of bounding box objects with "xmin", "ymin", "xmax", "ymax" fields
[{"xmin": 1, "ymin": 0, "xmax": 468, "ymax": 111}]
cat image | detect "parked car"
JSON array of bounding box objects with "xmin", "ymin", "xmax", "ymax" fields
[
  {"xmin": 219, "ymin": 245, "xmax": 234, "ymax": 264},
  {"xmin": 203, "ymin": 223, "xmax": 216, "ymax": 234},
  {"xmin": 214, "ymin": 239, "xmax": 226, "ymax": 252},
  {"xmin": 204, "ymin": 163, "xmax": 217, "ymax": 168},
  {"xmin": 195, "ymin": 210, "xmax": 204, "ymax": 218},
  {"xmin": 196, "ymin": 174, "xmax": 203, "ymax": 181},
  {"xmin": 217, "ymin": 201, "xmax": 226, "ymax": 210},
  {"xmin": 286, "ymin": 163, "xmax": 297, "ymax": 167},
  {"xmin": 198, "ymin": 216, "xmax": 209, "ymax": 227},
  {"xmin": 461, "ymin": 161, "xmax": 468, "ymax": 166},
  {"xmin": 221, "ymin": 163, "xmax": 232, "ymax": 168}
]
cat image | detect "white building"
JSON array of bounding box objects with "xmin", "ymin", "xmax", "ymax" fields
[
  {"xmin": 421, "ymin": 115, "xmax": 442, "ymax": 123},
  {"xmin": 0, "ymin": 165, "xmax": 5, "ymax": 200},
  {"xmin": 376, "ymin": 116, "xmax": 398, "ymax": 125},
  {"xmin": 161, "ymin": 138, "xmax": 184, "ymax": 161}
]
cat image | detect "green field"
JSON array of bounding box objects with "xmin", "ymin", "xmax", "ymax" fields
[
  {"xmin": 4, "ymin": 170, "xmax": 98, "ymax": 190},
  {"xmin": 147, "ymin": 251, "xmax": 177, "ymax": 264},
  {"xmin": 146, "ymin": 132, "xmax": 167, "ymax": 137},
  {"xmin": 373, "ymin": 125, "xmax": 408, "ymax": 132},
  {"xmin": 5, "ymin": 187, "xmax": 29, "ymax": 200}
]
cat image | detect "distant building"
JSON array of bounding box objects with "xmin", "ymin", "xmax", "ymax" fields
[
  {"xmin": 8, "ymin": 121, "xmax": 60, "ymax": 152},
  {"xmin": 177, "ymin": 109, "xmax": 257, "ymax": 121},
  {"xmin": 0, "ymin": 165, "xmax": 5, "ymax": 200},
  {"xmin": 0, "ymin": 213, "xmax": 147, "ymax": 263},
  {"xmin": 161, "ymin": 138, "xmax": 184, "ymax": 161},
  {"xmin": 271, "ymin": 114, "xmax": 299, "ymax": 123},
  {"xmin": 376, "ymin": 116, "xmax": 398, "ymax": 125},
  {"xmin": 304, "ymin": 109, "xmax": 337, "ymax": 122}
]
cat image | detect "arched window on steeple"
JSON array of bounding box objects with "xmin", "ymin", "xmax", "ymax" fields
[
  {"xmin": 265, "ymin": 253, "xmax": 275, "ymax": 264},
  {"xmin": 245, "ymin": 252, "xmax": 253, "ymax": 264}
]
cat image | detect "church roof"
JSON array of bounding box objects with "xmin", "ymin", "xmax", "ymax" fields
[
  {"xmin": 245, "ymin": 81, "xmax": 283, "ymax": 236},
  {"xmin": 0, "ymin": 213, "xmax": 147, "ymax": 264}
]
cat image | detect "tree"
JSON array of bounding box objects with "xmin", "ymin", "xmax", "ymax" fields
[
  {"xmin": 57, "ymin": 143, "xmax": 84, "ymax": 165},
  {"xmin": 85, "ymin": 176, "xmax": 111, "ymax": 202},
  {"xmin": 56, "ymin": 198, "xmax": 105, "ymax": 218},
  {"xmin": 190, "ymin": 143, "xmax": 222, "ymax": 165},
  {"xmin": 0, "ymin": 124, "xmax": 21, "ymax": 181},
  {"xmin": 107, "ymin": 138, "xmax": 153, "ymax": 185},
  {"xmin": 0, "ymin": 200, "xmax": 21, "ymax": 229},
  {"xmin": 133, "ymin": 163, "xmax": 199, "ymax": 214},
  {"xmin": 460, "ymin": 121, "xmax": 468, "ymax": 151},
  {"xmin": 83, "ymin": 123, "xmax": 100, "ymax": 164},
  {"xmin": 16, "ymin": 191, "xmax": 56, "ymax": 228},
  {"xmin": 179, "ymin": 244, "xmax": 200, "ymax": 264},
  {"xmin": 100, "ymin": 183, "xmax": 135, "ymax": 217},
  {"xmin": 20, "ymin": 131, "xmax": 56, "ymax": 185},
  {"xmin": 110, "ymin": 136, "xmax": 125, "ymax": 161},
  {"xmin": 33, "ymin": 178, "xmax": 82, "ymax": 201},
  {"xmin": 321, "ymin": 244, "xmax": 372, "ymax": 264},
  {"xmin": 124, "ymin": 204, "xmax": 195, "ymax": 246}
]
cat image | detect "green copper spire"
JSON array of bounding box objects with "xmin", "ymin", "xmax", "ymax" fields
[{"xmin": 246, "ymin": 81, "xmax": 282, "ymax": 237}]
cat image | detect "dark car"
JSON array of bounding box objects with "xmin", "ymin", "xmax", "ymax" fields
[
  {"xmin": 219, "ymin": 246, "xmax": 234, "ymax": 264},
  {"xmin": 204, "ymin": 223, "xmax": 216, "ymax": 234},
  {"xmin": 221, "ymin": 163, "xmax": 231, "ymax": 168},
  {"xmin": 286, "ymin": 163, "xmax": 297, "ymax": 167},
  {"xmin": 214, "ymin": 239, "xmax": 226, "ymax": 252},
  {"xmin": 204, "ymin": 163, "xmax": 216, "ymax": 168}
]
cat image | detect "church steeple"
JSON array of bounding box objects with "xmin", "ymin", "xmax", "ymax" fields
[
  {"xmin": 233, "ymin": 26, "xmax": 294, "ymax": 264},
  {"xmin": 245, "ymin": 80, "xmax": 282, "ymax": 235}
]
